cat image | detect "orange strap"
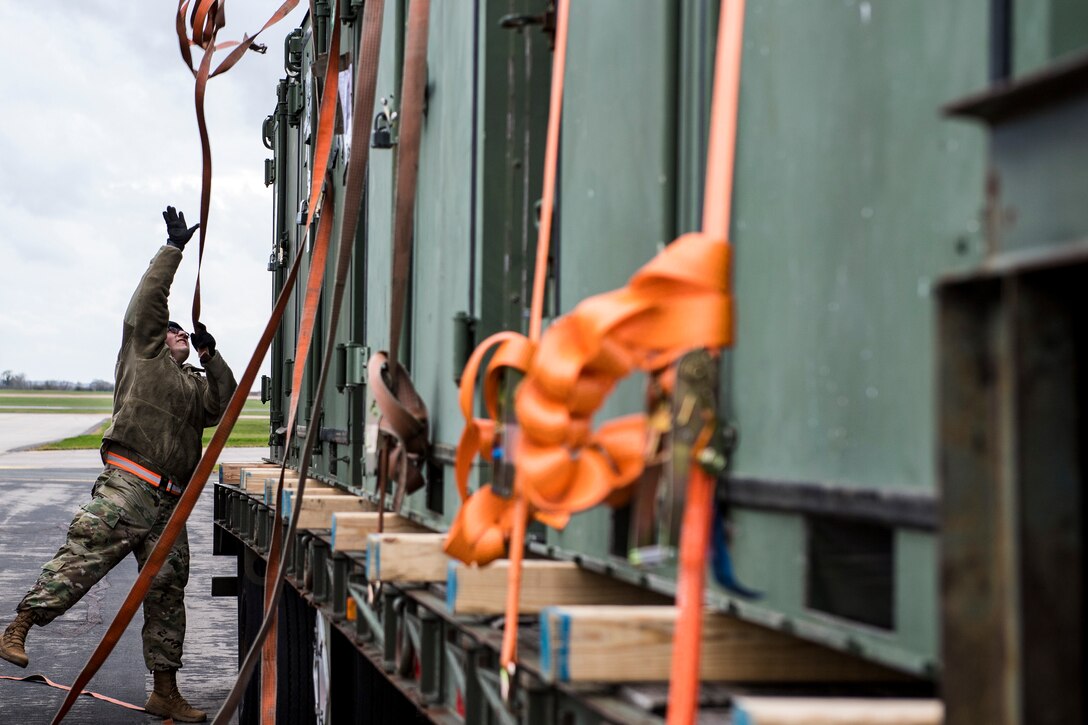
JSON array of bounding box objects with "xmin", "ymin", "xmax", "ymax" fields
[
  {"xmin": 217, "ymin": 1, "xmax": 388, "ymax": 722},
  {"xmin": 666, "ymin": 427, "xmax": 717, "ymax": 725},
  {"xmin": 175, "ymin": 0, "xmax": 302, "ymax": 330},
  {"xmin": 2, "ymin": 673, "xmax": 152, "ymax": 715},
  {"xmin": 443, "ymin": 0, "xmax": 743, "ymax": 681},
  {"xmin": 257, "ymin": 182, "xmax": 336, "ymax": 724},
  {"xmin": 667, "ymin": 2, "xmax": 747, "ymax": 724},
  {"xmin": 386, "ymin": 0, "xmax": 430, "ymax": 375},
  {"xmin": 443, "ymin": 0, "xmax": 570, "ymax": 678},
  {"xmin": 444, "ymin": 232, "xmax": 732, "ymax": 668},
  {"xmin": 527, "ymin": 0, "xmax": 569, "ymax": 344},
  {"xmin": 443, "ymin": 0, "xmax": 733, "ymax": 673},
  {"xmin": 372, "ymin": 0, "xmax": 433, "ymax": 530},
  {"xmin": 258, "ymin": 9, "xmax": 343, "ymax": 717}
]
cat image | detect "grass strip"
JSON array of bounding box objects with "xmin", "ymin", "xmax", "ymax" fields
[{"xmin": 37, "ymin": 417, "xmax": 269, "ymax": 450}]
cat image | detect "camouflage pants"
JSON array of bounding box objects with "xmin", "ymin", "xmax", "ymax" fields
[{"xmin": 18, "ymin": 466, "xmax": 190, "ymax": 671}]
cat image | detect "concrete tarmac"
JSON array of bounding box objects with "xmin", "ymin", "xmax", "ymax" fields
[
  {"xmin": 0, "ymin": 414, "xmax": 108, "ymax": 453},
  {"xmin": 0, "ymin": 417, "xmax": 266, "ymax": 724}
]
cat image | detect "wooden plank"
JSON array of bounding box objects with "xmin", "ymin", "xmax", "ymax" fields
[
  {"xmin": 539, "ymin": 606, "xmax": 914, "ymax": 684},
  {"xmin": 265, "ymin": 479, "xmax": 335, "ymax": 505},
  {"xmin": 447, "ymin": 561, "xmax": 667, "ymax": 615},
  {"xmin": 284, "ymin": 494, "xmax": 378, "ymax": 529},
  {"xmin": 240, "ymin": 467, "xmax": 297, "ymax": 493},
  {"xmin": 731, "ymin": 696, "xmax": 943, "ymax": 724},
  {"xmin": 219, "ymin": 461, "xmax": 276, "ymax": 486},
  {"xmin": 282, "ymin": 489, "xmax": 352, "ymax": 520},
  {"xmin": 245, "ymin": 473, "xmax": 300, "ymax": 494},
  {"xmin": 364, "ymin": 533, "xmax": 450, "ymax": 582},
  {"xmin": 331, "ymin": 513, "xmax": 432, "ymax": 552}
]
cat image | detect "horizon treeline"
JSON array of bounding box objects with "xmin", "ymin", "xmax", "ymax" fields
[{"xmin": 0, "ymin": 370, "xmax": 114, "ymax": 392}]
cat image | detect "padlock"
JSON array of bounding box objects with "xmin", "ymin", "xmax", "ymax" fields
[{"xmin": 371, "ymin": 111, "xmax": 394, "ymax": 149}]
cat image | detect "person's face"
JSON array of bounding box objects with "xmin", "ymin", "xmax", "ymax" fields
[{"xmin": 166, "ymin": 327, "xmax": 190, "ymax": 363}]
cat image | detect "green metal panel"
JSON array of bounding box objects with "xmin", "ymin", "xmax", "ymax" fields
[
  {"xmin": 894, "ymin": 530, "xmax": 938, "ymax": 673},
  {"xmin": 1014, "ymin": 0, "xmax": 1088, "ymax": 77},
  {"xmin": 721, "ymin": 0, "xmax": 989, "ymax": 672},
  {"xmin": 730, "ymin": 0, "xmax": 987, "ymax": 489},
  {"xmin": 401, "ymin": 2, "xmax": 476, "ymax": 516},
  {"xmin": 676, "ymin": 1, "xmax": 719, "ymax": 235},
  {"xmin": 546, "ymin": 1, "xmax": 678, "ymax": 556},
  {"xmin": 730, "ymin": 509, "xmax": 806, "ymax": 618},
  {"xmin": 255, "ymin": 0, "xmax": 1022, "ymax": 685},
  {"xmin": 729, "ymin": 512, "xmax": 939, "ymax": 672},
  {"xmin": 990, "ymin": 96, "xmax": 1088, "ymax": 252},
  {"xmin": 364, "ymin": 0, "xmax": 405, "ymax": 369},
  {"xmin": 273, "ymin": 28, "xmax": 307, "ymax": 464},
  {"xmin": 474, "ymin": 0, "xmax": 552, "ymax": 340},
  {"xmin": 557, "ymin": 1, "xmax": 677, "ymax": 306}
]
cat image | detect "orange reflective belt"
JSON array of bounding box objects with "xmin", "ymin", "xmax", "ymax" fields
[{"xmin": 105, "ymin": 451, "xmax": 184, "ymax": 496}]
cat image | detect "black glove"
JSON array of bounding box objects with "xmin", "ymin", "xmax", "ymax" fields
[
  {"xmin": 163, "ymin": 206, "xmax": 199, "ymax": 249},
  {"xmin": 190, "ymin": 323, "xmax": 216, "ymax": 360}
]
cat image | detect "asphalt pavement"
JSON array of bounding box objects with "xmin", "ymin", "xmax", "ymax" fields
[{"xmin": 0, "ymin": 416, "xmax": 266, "ymax": 724}]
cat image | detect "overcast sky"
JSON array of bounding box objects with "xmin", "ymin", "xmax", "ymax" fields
[{"xmin": 0, "ymin": 2, "xmax": 307, "ymax": 387}]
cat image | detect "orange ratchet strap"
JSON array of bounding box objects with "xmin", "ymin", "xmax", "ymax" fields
[
  {"xmin": 370, "ymin": 0, "xmax": 433, "ymax": 532},
  {"xmin": 442, "ymin": 0, "xmax": 741, "ymax": 695},
  {"xmin": 667, "ymin": 1, "xmax": 747, "ymax": 723},
  {"xmin": 256, "ymin": 5, "xmax": 343, "ymax": 717}
]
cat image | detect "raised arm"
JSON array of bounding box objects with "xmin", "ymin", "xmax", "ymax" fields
[{"xmin": 119, "ymin": 207, "xmax": 200, "ymax": 359}]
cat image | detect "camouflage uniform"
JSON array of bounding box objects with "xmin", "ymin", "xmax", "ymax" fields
[
  {"xmin": 20, "ymin": 468, "xmax": 191, "ymax": 669},
  {"xmin": 17, "ymin": 245, "xmax": 237, "ymax": 671}
]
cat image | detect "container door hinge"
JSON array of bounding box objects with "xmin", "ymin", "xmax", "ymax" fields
[{"xmin": 344, "ymin": 343, "xmax": 370, "ymax": 388}]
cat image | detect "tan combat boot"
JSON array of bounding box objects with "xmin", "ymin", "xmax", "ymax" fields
[
  {"xmin": 144, "ymin": 669, "xmax": 208, "ymax": 722},
  {"xmin": 0, "ymin": 610, "xmax": 35, "ymax": 668}
]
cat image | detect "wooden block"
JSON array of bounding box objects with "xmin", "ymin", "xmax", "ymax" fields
[
  {"xmin": 266, "ymin": 479, "xmax": 335, "ymax": 505},
  {"xmin": 284, "ymin": 494, "xmax": 378, "ymax": 529},
  {"xmin": 282, "ymin": 488, "xmax": 351, "ymax": 520},
  {"xmin": 331, "ymin": 513, "xmax": 431, "ymax": 552},
  {"xmin": 539, "ymin": 606, "xmax": 913, "ymax": 684},
  {"xmin": 219, "ymin": 462, "xmax": 277, "ymax": 486},
  {"xmin": 446, "ymin": 561, "xmax": 666, "ymax": 615},
  {"xmin": 730, "ymin": 696, "xmax": 943, "ymax": 725},
  {"xmin": 241, "ymin": 467, "xmax": 297, "ymax": 493},
  {"xmin": 246, "ymin": 474, "xmax": 299, "ymax": 494},
  {"xmin": 364, "ymin": 533, "xmax": 450, "ymax": 582}
]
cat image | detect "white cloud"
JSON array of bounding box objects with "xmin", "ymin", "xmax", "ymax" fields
[{"xmin": 0, "ymin": 2, "xmax": 306, "ymax": 386}]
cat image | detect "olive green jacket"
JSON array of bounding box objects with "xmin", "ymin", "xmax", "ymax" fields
[{"xmin": 102, "ymin": 245, "xmax": 238, "ymax": 486}]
